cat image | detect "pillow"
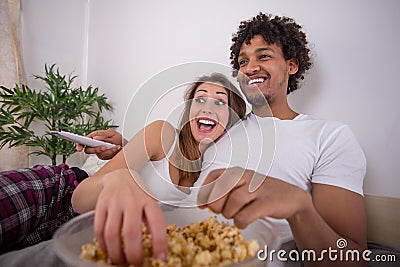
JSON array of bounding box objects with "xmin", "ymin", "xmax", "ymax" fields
[{"xmin": 80, "ymin": 155, "xmax": 108, "ymax": 176}]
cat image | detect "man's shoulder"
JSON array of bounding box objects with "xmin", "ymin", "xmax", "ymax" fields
[
  {"xmin": 293, "ymin": 114, "xmax": 351, "ymax": 132},
  {"xmin": 219, "ymin": 113, "xmax": 356, "ymax": 144}
]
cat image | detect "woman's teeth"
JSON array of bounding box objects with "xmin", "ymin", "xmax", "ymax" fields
[
  {"xmin": 198, "ymin": 119, "xmax": 215, "ymax": 126},
  {"xmin": 198, "ymin": 119, "xmax": 216, "ymax": 131}
]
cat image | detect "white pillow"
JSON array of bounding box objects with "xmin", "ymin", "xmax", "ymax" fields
[{"xmin": 80, "ymin": 155, "xmax": 108, "ymax": 176}]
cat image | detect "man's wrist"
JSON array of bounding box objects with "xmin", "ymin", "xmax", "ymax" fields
[{"xmin": 287, "ymin": 191, "xmax": 314, "ymax": 226}]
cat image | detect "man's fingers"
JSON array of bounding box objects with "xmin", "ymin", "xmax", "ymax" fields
[
  {"xmin": 92, "ymin": 134, "xmax": 107, "ymax": 141},
  {"xmin": 197, "ymin": 169, "xmax": 225, "ymax": 207},
  {"xmin": 206, "ymin": 168, "xmax": 244, "ymax": 204},
  {"xmin": 219, "ymin": 183, "xmax": 254, "ymax": 219},
  {"xmin": 85, "ymin": 146, "xmax": 108, "ymax": 156},
  {"xmin": 248, "ymin": 171, "xmax": 268, "ymax": 193},
  {"xmin": 197, "ymin": 168, "xmax": 244, "ymax": 209},
  {"xmin": 76, "ymin": 143, "xmax": 84, "ymax": 152},
  {"xmin": 233, "ymin": 199, "xmax": 266, "ymax": 229},
  {"xmin": 86, "ymin": 131, "xmax": 100, "ymax": 139},
  {"xmin": 97, "ymin": 146, "xmax": 121, "ymax": 160}
]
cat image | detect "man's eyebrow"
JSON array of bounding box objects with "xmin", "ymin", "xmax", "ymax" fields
[
  {"xmin": 238, "ymin": 47, "xmax": 274, "ymax": 57},
  {"xmin": 256, "ymin": 47, "xmax": 274, "ymax": 53}
]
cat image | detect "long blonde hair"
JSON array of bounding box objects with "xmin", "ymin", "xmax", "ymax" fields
[{"xmin": 177, "ymin": 73, "xmax": 246, "ymax": 184}]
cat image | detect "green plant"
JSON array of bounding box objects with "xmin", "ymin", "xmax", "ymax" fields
[{"xmin": 0, "ymin": 64, "xmax": 117, "ymax": 164}]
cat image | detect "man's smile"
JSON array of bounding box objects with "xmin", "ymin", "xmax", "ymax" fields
[{"xmin": 248, "ymin": 77, "xmax": 266, "ymax": 85}]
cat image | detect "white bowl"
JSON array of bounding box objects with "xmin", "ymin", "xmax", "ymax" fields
[{"xmin": 53, "ymin": 206, "xmax": 281, "ymax": 267}]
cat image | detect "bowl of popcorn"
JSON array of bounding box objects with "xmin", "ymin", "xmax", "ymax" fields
[{"xmin": 53, "ymin": 205, "xmax": 281, "ymax": 267}]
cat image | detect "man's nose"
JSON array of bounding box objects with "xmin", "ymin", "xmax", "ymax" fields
[{"xmin": 244, "ymin": 59, "xmax": 260, "ymax": 75}]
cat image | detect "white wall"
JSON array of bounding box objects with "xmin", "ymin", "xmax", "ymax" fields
[
  {"xmin": 21, "ymin": 0, "xmax": 89, "ymax": 165},
  {"xmin": 22, "ymin": 0, "xmax": 400, "ymax": 197},
  {"xmin": 22, "ymin": 0, "xmax": 88, "ymax": 87}
]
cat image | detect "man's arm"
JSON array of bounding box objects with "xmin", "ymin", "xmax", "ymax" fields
[
  {"xmin": 198, "ymin": 168, "xmax": 367, "ymax": 267},
  {"xmin": 288, "ymin": 183, "xmax": 367, "ymax": 266}
]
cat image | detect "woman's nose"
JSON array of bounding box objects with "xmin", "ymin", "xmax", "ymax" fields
[
  {"xmin": 201, "ymin": 100, "xmax": 215, "ymax": 114},
  {"xmin": 201, "ymin": 109, "xmax": 213, "ymax": 114}
]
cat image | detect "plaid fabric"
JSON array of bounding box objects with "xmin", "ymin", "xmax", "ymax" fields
[{"xmin": 0, "ymin": 164, "xmax": 78, "ymax": 253}]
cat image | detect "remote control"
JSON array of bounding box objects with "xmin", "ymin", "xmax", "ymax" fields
[{"xmin": 50, "ymin": 131, "xmax": 116, "ymax": 149}]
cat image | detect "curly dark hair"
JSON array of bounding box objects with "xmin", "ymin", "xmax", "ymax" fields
[{"xmin": 230, "ymin": 12, "xmax": 313, "ymax": 94}]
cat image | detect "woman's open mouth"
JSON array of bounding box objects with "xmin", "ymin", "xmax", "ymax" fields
[{"xmin": 196, "ymin": 117, "xmax": 217, "ymax": 133}]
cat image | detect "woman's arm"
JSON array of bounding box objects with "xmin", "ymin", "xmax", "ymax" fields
[
  {"xmin": 71, "ymin": 120, "xmax": 175, "ymax": 266},
  {"xmin": 71, "ymin": 120, "xmax": 175, "ymax": 213}
]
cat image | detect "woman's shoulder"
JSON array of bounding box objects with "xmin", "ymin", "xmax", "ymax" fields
[
  {"xmin": 146, "ymin": 120, "xmax": 175, "ymax": 132},
  {"xmin": 145, "ymin": 120, "xmax": 177, "ymax": 160}
]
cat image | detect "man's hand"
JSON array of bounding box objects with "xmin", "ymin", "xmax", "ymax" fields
[
  {"xmin": 197, "ymin": 167, "xmax": 312, "ymax": 228},
  {"xmin": 76, "ymin": 129, "xmax": 124, "ymax": 160}
]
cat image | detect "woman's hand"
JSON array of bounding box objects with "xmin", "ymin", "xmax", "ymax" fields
[{"xmin": 93, "ymin": 169, "xmax": 167, "ymax": 266}]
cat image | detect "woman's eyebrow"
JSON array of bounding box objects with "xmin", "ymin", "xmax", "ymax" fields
[
  {"xmin": 216, "ymin": 91, "xmax": 228, "ymax": 96},
  {"xmin": 195, "ymin": 89, "xmax": 227, "ymax": 97}
]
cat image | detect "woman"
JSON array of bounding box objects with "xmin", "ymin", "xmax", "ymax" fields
[{"xmin": 71, "ymin": 73, "xmax": 246, "ymax": 266}]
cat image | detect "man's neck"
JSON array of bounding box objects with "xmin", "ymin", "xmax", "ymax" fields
[{"xmin": 253, "ymin": 103, "xmax": 298, "ymax": 120}]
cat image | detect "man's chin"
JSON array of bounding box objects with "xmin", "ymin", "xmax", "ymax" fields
[{"xmin": 245, "ymin": 95, "xmax": 270, "ymax": 106}]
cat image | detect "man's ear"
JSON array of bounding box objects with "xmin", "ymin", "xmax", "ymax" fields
[{"xmin": 288, "ymin": 59, "xmax": 299, "ymax": 75}]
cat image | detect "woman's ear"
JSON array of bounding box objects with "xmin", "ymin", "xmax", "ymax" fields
[{"xmin": 288, "ymin": 59, "xmax": 299, "ymax": 75}]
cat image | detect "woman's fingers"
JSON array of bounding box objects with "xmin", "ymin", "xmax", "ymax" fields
[
  {"xmin": 103, "ymin": 205, "xmax": 125, "ymax": 264},
  {"xmin": 93, "ymin": 202, "xmax": 107, "ymax": 253},
  {"xmin": 122, "ymin": 206, "xmax": 144, "ymax": 266},
  {"xmin": 144, "ymin": 201, "xmax": 168, "ymax": 261}
]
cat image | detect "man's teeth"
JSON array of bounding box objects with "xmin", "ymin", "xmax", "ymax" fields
[
  {"xmin": 248, "ymin": 78, "xmax": 265, "ymax": 85},
  {"xmin": 198, "ymin": 119, "xmax": 215, "ymax": 126}
]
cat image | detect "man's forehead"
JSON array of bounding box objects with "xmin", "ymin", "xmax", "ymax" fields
[{"xmin": 239, "ymin": 36, "xmax": 276, "ymax": 55}]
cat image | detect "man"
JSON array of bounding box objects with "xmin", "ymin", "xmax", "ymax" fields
[{"xmin": 196, "ymin": 13, "xmax": 367, "ymax": 266}]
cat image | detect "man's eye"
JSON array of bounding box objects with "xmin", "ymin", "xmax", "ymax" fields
[
  {"xmin": 194, "ymin": 98, "xmax": 206, "ymax": 104},
  {"xmin": 259, "ymin": 54, "xmax": 271, "ymax": 60},
  {"xmin": 214, "ymin": 100, "xmax": 226, "ymax": 106},
  {"xmin": 238, "ymin": 59, "xmax": 247, "ymax": 66}
]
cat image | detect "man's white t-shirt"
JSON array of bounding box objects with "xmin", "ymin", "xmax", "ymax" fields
[{"xmin": 193, "ymin": 113, "xmax": 366, "ymax": 242}]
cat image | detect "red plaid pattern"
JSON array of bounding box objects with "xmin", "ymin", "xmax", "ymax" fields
[{"xmin": 0, "ymin": 164, "xmax": 78, "ymax": 253}]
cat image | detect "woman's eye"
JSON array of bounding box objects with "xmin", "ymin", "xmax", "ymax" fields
[
  {"xmin": 214, "ymin": 100, "xmax": 226, "ymax": 106},
  {"xmin": 194, "ymin": 98, "xmax": 206, "ymax": 104}
]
